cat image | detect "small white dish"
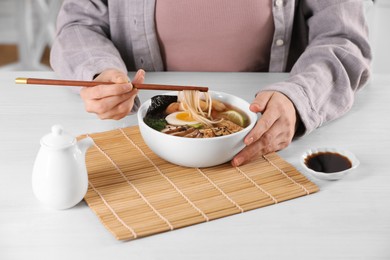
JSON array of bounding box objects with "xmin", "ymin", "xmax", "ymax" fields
[{"xmin": 300, "ymin": 148, "xmax": 360, "ymax": 181}]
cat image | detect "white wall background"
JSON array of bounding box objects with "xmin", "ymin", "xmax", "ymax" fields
[
  {"xmin": 0, "ymin": 0, "xmax": 62, "ymax": 70},
  {"xmin": 0, "ymin": 0, "xmax": 18, "ymax": 44}
]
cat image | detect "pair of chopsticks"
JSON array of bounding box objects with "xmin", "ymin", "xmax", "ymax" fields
[{"xmin": 15, "ymin": 77, "xmax": 209, "ymax": 92}]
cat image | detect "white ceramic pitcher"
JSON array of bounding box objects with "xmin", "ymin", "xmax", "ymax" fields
[{"xmin": 32, "ymin": 125, "xmax": 94, "ymax": 210}]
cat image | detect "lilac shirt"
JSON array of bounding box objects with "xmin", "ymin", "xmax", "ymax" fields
[
  {"xmin": 50, "ymin": 0, "xmax": 372, "ymax": 135},
  {"xmin": 155, "ymin": 0, "xmax": 274, "ymax": 72}
]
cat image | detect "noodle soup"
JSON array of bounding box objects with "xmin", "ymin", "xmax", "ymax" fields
[
  {"xmin": 143, "ymin": 90, "xmax": 250, "ymax": 138},
  {"xmin": 137, "ymin": 91, "xmax": 257, "ymax": 167}
]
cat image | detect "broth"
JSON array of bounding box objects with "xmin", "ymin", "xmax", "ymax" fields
[{"xmin": 144, "ymin": 94, "xmax": 250, "ymax": 138}]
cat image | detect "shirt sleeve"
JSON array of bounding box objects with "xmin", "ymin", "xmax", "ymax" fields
[
  {"xmin": 261, "ymin": 0, "xmax": 372, "ymax": 135},
  {"xmin": 50, "ymin": 0, "xmax": 128, "ymax": 81},
  {"xmin": 50, "ymin": 0, "xmax": 141, "ymax": 113}
]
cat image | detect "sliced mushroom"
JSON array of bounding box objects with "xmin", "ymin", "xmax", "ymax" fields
[
  {"xmin": 216, "ymin": 119, "xmax": 243, "ymax": 133},
  {"xmin": 199, "ymin": 129, "xmax": 215, "ymax": 138},
  {"xmin": 212, "ymin": 126, "xmax": 232, "ymax": 136}
]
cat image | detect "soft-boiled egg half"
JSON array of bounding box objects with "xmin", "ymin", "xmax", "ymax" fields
[{"xmin": 165, "ymin": 111, "xmax": 199, "ymax": 126}]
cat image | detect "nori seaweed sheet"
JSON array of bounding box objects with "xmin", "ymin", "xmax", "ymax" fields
[
  {"xmin": 144, "ymin": 95, "xmax": 178, "ymax": 131},
  {"xmin": 145, "ymin": 95, "xmax": 178, "ymax": 117}
]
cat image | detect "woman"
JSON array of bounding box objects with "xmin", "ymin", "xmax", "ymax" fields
[{"xmin": 50, "ymin": 0, "xmax": 372, "ymax": 166}]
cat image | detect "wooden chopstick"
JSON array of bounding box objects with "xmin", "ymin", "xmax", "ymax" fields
[{"xmin": 15, "ymin": 77, "xmax": 209, "ymax": 92}]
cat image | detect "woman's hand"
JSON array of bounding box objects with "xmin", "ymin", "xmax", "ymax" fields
[
  {"xmin": 80, "ymin": 69, "xmax": 145, "ymax": 120},
  {"xmin": 231, "ymin": 91, "xmax": 297, "ymax": 167}
]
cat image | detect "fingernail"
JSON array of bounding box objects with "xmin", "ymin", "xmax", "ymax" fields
[
  {"xmin": 245, "ymin": 137, "xmax": 254, "ymax": 145},
  {"xmin": 250, "ymin": 103, "xmax": 262, "ymax": 113},
  {"xmin": 233, "ymin": 157, "xmax": 243, "ymax": 167},
  {"xmin": 135, "ymin": 70, "xmax": 144, "ymax": 78},
  {"xmin": 123, "ymin": 83, "xmax": 132, "ymax": 91}
]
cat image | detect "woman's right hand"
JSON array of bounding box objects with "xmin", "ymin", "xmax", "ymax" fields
[{"xmin": 80, "ymin": 69, "xmax": 145, "ymax": 120}]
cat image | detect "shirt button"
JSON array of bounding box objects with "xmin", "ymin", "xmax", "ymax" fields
[
  {"xmin": 276, "ymin": 39, "xmax": 284, "ymax": 46},
  {"xmin": 275, "ymin": 0, "xmax": 283, "ymax": 7}
]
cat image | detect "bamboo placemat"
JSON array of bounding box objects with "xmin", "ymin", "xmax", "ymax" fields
[{"xmin": 79, "ymin": 126, "xmax": 319, "ymax": 240}]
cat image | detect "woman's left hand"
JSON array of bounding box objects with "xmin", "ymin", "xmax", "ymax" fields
[{"xmin": 231, "ymin": 91, "xmax": 297, "ymax": 167}]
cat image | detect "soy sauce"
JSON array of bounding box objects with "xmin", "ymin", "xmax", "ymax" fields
[{"xmin": 304, "ymin": 152, "xmax": 352, "ymax": 173}]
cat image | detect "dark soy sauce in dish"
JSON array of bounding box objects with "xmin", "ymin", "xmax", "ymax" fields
[{"xmin": 304, "ymin": 152, "xmax": 352, "ymax": 173}]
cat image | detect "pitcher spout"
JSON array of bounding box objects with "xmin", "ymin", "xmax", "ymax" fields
[{"xmin": 78, "ymin": 136, "xmax": 94, "ymax": 155}]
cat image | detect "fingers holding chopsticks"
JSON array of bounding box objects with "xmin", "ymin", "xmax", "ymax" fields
[{"xmin": 80, "ymin": 69, "xmax": 145, "ymax": 120}]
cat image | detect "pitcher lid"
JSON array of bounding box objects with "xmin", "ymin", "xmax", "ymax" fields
[{"xmin": 41, "ymin": 125, "xmax": 75, "ymax": 149}]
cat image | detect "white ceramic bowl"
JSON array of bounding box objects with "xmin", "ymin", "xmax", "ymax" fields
[
  {"xmin": 300, "ymin": 147, "xmax": 360, "ymax": 181},
  {"xmin": 137, "ymin": 91, "xmax": 257, "ymax": 168}
]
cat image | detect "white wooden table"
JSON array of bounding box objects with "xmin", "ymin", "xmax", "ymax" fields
[{"xmin": 0, "ymin": 71, "xmax": 389, "ymax": 260}]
